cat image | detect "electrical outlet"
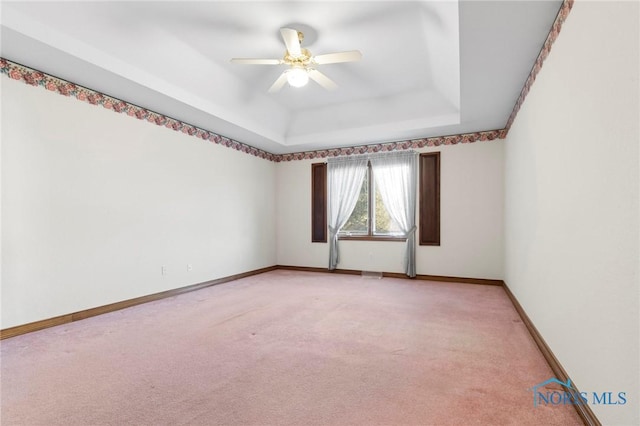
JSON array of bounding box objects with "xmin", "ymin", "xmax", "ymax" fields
[
  {"xmin": 187, "ymin": 264, "xmax": 193, "ymax": 272},
  {"xmin": 161, "ymin": 265, "xmax": 167, "ymax": 275}
]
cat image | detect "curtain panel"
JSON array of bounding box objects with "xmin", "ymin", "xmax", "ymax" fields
[
  {"xmin": 326, "ymin": 155, "xmax": 368, "ymax": 270},
  {"xmin": 369, "ymin": 151, "xmax": 418, "ymax": 277}
]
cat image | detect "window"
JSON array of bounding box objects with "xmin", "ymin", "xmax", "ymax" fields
[
  {"xmin": 339, "ymin": 161, "xmax": 404, "ymax": 240},
  {"xmin": 310, "ymin": 151, "xmax": 439, "ymax": 249}
]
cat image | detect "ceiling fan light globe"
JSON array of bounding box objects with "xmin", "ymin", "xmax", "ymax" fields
[{"xmin": 286, "ymin": 68, "xmax": 309, "ymax": 88}]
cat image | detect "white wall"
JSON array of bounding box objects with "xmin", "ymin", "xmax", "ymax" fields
[
  {"xmin": 277, "ymin": 140, "xmax": 504, "ymax": 279},
  {"xmin": 1, "ymin": 77, "xmax": 277, "ymax": 328},
  {"xmin": 504, "ymin": 1, "xmax": 639, "ymax": 425}
]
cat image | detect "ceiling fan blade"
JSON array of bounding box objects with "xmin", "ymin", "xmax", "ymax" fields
[
  {"xmin": 280, "ymin": 27, "xmax": 302, "ymax": 57},
  {"xmin": 268, "ymin": 72, "xmax": 289, "ymax": 93},
  {"xmin": 230, "ymin": 58, "xmax": 282, "ymax": 65},
  {"xmin": 313, "ymin": 50, "xmax": 363, "ymax": 65},
  {"xmin": 308, "ymin": 69, "xmax": 338, "ymax": 91}
]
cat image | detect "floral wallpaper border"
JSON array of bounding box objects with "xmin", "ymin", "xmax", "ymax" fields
[
  {"xmin": 0, "ymin": 58, "xmax": 278, "ymax": 162},
  {"xmin": 0, "ymin": 0, "xmax": 571, "ymax": 163},
  {"xmin": 275, "ymin": 129, "xmax": 506, "ymax": 162},
  {"xmin": 505, "ymin": 0, "xmax": 573, "ymax": 131}
]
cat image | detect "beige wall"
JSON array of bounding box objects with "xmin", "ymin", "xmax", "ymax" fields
[
  {"xmin": 276, "ymin": 140, "xmax": 505, "ymax": 279},
  {"xmin": 504, "ymin": 1, "xmax": 639, "ymax": 424},
  {"xmin": 1, "ymin": 77, "xmax": 277, "ymax": 328}
]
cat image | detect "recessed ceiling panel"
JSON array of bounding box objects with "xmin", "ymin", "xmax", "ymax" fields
[{"xmin": 0, "ymin": 1, "xmax": 562, "ymax": 154}]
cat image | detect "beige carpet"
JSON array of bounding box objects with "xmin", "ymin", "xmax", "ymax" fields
[{"xmin": 1, "ymin": 270, "xmax": 582, "ymax": 425}]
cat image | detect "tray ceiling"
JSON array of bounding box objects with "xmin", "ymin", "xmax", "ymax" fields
[{"xmin": 0, "ymin": 1, "xmax": 563, "ymax": 154}]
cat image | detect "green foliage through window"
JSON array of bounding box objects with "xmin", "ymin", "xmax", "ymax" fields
[
  {"xmin": 341, "ymin": 165, "xmax": 401, "ymax": 236},
  {"xmin": 342, "ymin": 172, "xmax": 368, "ymax": 233}
]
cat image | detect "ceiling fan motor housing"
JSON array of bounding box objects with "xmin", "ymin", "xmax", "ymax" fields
[{"xmin": 284, "ymin": 48, "xmax": 312, "ymax": 65}]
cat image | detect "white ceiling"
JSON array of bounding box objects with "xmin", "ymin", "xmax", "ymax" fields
[{"xmin": 0, "ymin": 1, "xmax": 563, "ymax": 155}]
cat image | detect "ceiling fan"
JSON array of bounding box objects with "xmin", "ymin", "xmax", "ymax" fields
[{"xmin": 230, "ymin": 28, "xmax": 362, "ymax": 93}]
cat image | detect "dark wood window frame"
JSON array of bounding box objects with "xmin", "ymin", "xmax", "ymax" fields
[
  {"xmin": 311, "ymin": 162, "xmax": 327, "ymax": 243},
  {"xmin": 312, "ymin": 153, "xmax": 440, "ymax": 244},
  {"xmin": 419, "ymin": 152, "xmax": 441, "ymax": 246}
]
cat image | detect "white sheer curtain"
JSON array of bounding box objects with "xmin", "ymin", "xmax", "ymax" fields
[
  {"xmin": 327, "ymin": 155, "xmax": 368, "ymax": 270},
  {"xmin": 369, "ymin": 151, "xmax": 418, "ymax": 277}
]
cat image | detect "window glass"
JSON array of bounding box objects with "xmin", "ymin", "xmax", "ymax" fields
[
  {"xmin": 373, "ymin": 182, "xmax": 401, "ymax": 235},
  {"xmin": 340, "ymin": 166, "xmax": 402, "ymax": 237},
  {"xmin": 341, "ymin": 172, "xmax": 368, "ymax": 234}
]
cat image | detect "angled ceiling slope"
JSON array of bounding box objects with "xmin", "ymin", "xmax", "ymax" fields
[{"xmin": 0, "ymin": 1, "xmax": 565, "ymax": 156}]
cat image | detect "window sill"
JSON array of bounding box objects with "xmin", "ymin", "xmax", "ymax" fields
[{"xmin": 338, "ymin": 235, "xmax": 406, "ymax": 242}]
